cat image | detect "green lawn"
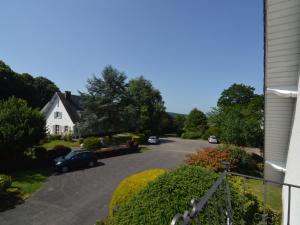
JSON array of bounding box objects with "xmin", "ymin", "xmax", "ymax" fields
[
  {"xmin": 247, "ymin": 179, "xmax": 282, "ymax": 211},
  {"xmin": 41, "ymin": 140, "xmax": 80, "ymax": 149},
  {"xmin": 10, "ymin": 168, "xmax": 51, "ymax": 199}
]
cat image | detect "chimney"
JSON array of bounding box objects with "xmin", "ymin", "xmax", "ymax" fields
[{"xmin": 65, "ymin": 91, "xmax": 71, "ymax": 101}]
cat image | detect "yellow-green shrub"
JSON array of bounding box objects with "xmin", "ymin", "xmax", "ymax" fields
[{"xmin": 109, "ymin": 169, "xmax": 167, "ymax": 216}]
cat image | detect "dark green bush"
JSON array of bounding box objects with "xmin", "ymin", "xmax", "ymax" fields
[
  {"xmin": 181, "ymin": 131, "xmax": 203, "ymax": 139},
  {"xmin": 109, "ymin": 165, "xmax": 255, "ymax": 225},
  {"xmin": 47, "ymin": 135, "xmax": 61, "ymax": 141},
  {"xmin": 83, "ymin": 137, "xmax": 102, "ymax": 150},
  {"xmin": 218, "ymin": 145, "xmax": 255, "ymax": 172},
  {"xmin": 0, "ymin": 174, "xmax": 12, "ymax": 193}
]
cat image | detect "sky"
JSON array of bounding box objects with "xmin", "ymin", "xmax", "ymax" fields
[{"xmin": 0, "ymin": 0, "xmax": 263, "ymax": 114}]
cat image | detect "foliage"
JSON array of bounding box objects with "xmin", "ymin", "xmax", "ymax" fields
[
  {"xmin": 0, "ymin": 60, "xmax": 59, "ymax": 109},
  {"xmin": 131, "ymin": 133, "xmax": 146, "ymax": 144},
  {"xmin": 201, "ymin": 126, "xmax": 220, "ymax": 140},
  {"xmin": 181, "ymin": 131, "xmax": 203, "ymax": 139},
  {"xmin": 185, "ymin": 147, "xmax": 230, "ymax": 172},
  {"xmin": 217, "ymin": 83, "xmax": 255, "ymax": 108},
  {"xmin": 208, "ymin": 84, "xmax": 263, "ymax": 147},
  {"xmin": 80, "ymin": 65, "xmax": 128, "ymax": 136},
  {"xmin": 62, "ymin": 133, "xmax": 72, "ymax": 142},
  {"xmin": 83, "ymin": 137, "xmax": 102, "ymax": 150},
  {"xmin": 108, "ymin": 165, "xmax": 270, "ymax": 225},
  {"xmin": 127, "ymin": 76, "xmax": 165, "ymax": 134},
  {"xmin": 109, "ymin": 169, "xmax": 167, "ymax": 216},
  {"xmin": 46, "ymin": 135, "xmax": 61, "ymax": 141},
  {"xmin": 0, "ymin": 175, "xmax": 12, "ymax": 193},
  {"xmin": 41, "ymin": 140, "xmax": 80, "ymax": 149},
  {"xmin": 52, "ymin": 145, "xmax": 71, "ymax": 151},
  {"xmin": 182, "ymin": 108, "xmax": 207, "ymax": 138},
  {"xmin": 173, "ymin": 114, "xmax": 186, "ymax": 136},
  {"xmin": 0, "ymin": 97, "xmax": 46, "ymax": 160}
]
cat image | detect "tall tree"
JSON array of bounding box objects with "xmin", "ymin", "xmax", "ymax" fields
[
  {"xmin": 127, "ymin": 76, "xmax": 165, "ymax": 133},
  {"xmin": 184, "ymin": 108, "xmax": 207, "ymax": 135},
  {"xmin": 80, "ymin": 65, "xmax": 128, "ymax": 136},
  {"xmin": 217, "ymin": 83, "xmax": 255, "ymax": 108},
  {"xmin": 0, "ymin": 97, "xmax": 46, "ymax": 160}
]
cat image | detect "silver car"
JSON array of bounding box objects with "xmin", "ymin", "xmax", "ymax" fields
[
  {"xmin": 208, "ymin": 135, "xmax": 218, "ymax": 144},
  {"xmin": 148, "ymin": 136, "xmax": 160, "ymax": 144}
]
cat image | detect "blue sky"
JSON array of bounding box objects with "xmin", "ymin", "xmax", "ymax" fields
[{"xmin": 0, "ymin": 0, "xmax": 263, "ymax": 114}]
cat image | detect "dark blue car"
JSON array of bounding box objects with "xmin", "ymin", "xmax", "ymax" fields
[{"xmin": 54, "ymin": 150, "xmax": 98, "ymax": 173}]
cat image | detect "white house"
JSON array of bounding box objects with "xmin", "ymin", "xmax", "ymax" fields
[
  {"xmin": 264, "ymin": 0, "xmax": 300, "ymax": 223},
  {"xmin": 41, "ymin": 91, "xmax": 82, "ymax": 137}
]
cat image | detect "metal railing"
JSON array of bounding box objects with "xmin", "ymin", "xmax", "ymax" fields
[{"xmin": 170, "ymin": 162, "xmax": 300, "ymax": 225}]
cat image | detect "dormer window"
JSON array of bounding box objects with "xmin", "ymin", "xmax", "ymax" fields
[{"xmin": 54, "ymin": 111, "xmax": 62, "ymax": 119}]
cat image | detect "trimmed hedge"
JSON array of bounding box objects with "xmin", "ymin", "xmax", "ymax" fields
[
  {"xmin": 83, "ymin": 137, "xmax": 102, "ymax": 150},
  {"xmin": 109, "ymin": 169, "xmax": 167, "ymax": 216},
  {"xmin": 108, "ymin": 165, "xmax": 280, "ymax": 225}
]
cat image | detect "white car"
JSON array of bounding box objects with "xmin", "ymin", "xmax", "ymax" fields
[
  {"xmin": 208, "ymin": 135, "xmax": 218, "ymax": 144},
  {"xmin": 148, "ymin": 136, "xmax": 160, "ymax": 144}
]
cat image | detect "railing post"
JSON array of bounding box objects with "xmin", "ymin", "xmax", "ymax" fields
[{"xmin": 287, "ymin": 185, "xmax": 291, "ymax": 225}]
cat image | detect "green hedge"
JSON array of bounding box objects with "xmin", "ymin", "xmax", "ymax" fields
[
  {"xmin": 108, "ymin": 165, "xmax": 280, "ymax": 225},
  {"xmin": 83, "ymin": 137, "xmax": 102, "ymax": 150}
]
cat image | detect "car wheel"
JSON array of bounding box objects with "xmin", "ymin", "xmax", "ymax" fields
[
  {"xmin": 62, "ymin": 166, "xmax": 69, "ymax": 173},
  {"xmin": 88, "ymin": 161, "xmax": 95, "ymax": 167}
]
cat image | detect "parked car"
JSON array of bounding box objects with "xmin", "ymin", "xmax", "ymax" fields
[
  {"xmin": 208, "ymin": 135, "xmax": 218, "ymax": 144},
  {"xmin": 54, "ymin": 150, "xmax": 97, "ymax": 173},
  {"xmin": 148, "ymin": 136, "xmax": 160, "ymax": 144}
]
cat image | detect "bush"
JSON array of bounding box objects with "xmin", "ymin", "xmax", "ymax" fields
[
  {"xmin": 79, "ymin": 138, "xmax": 84, "ymax": 144},
  {"xmin": 218, "ymin": 145, "xmax": 256, "ymax": 172},
  {"xmin": 53, "ymin": 145, "xmax": 71, "ymax": 151},
  {"xmin": 83, "ymin": 137, "xmax": 102, "ymax": 150},
  {"xmin": 201, "ymin": 126, "xmax": 221, "ymax": 140},
  {"xmin": 181, "ymin": 131, "xmax": 203, "ymax": 139},
  {"xmin": 47, "ymin": 135, "xmax": 61, "ymax": 141},
  {"xmin": 131, "ymin": 133, "xmax": 146, "ymax": 144},
  {"xmin": 0, "ymin": 174, "xmax": 12, "ymax": 193},
  {"xmin": 62, "ymin": 133, "xmax": 72, "ymax": 142},
  {"xmin": 109, "ymin": 169, "xmax": 167, "ymax": 216},
  {"xmin": 185, "ymin": 147, "xmax": 230, "ymax": 172},
  {"xmin": 109, "ymin": 165, "xmax": 265, "ymax": 225}
]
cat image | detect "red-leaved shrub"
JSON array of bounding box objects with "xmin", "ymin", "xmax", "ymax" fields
[{"xmin": 185, "ymin": 147, "xmax": 230, "ymax": 172}]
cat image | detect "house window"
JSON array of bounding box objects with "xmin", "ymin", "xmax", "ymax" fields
[
  {"xmin": 64, "ymin": 126, "xmax": 69, "ymax": 133},
  {"xmin": 54, "ymin": 125, "xmax": 60, "ymax": 134},
  {"xmin": 54, "ymin": 111, "xmax": 62, "ymax": 119}
]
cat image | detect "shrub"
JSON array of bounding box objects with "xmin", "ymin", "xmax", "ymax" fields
[
  {"xmin": 201, "ymin": 126, "xmax": 221, "ymax": 140},
  {"xmin": 131, "ymin": 133, "xmax": 146, "ymax": 144},
  {"xmin": 109, "ymin": 169, "xmax": 167, "ymax": 216},
  {"xmin": 109, "ymin": 165, "xmax": 264, "ymax": 225},
  {"xmin": 185, "ymin": 147, "xmax": 230, "ymax": 172},
  {"xmin": 62, "ymin": 133, "xmax": 72, "ymax": 142},
  {"xmin": 53, "ymin": 145, "xmax": 71, "ymax": 151},
  {"xmin": 79, "ymin": 138, "xmax": 84, "ymax": 144},
  {"xmin": 83, "ymin": 137, "xmax": 102, "ymax": 150},
  {"xmin": 181, "ymin": 131, "xmax": 203, "ymax": 139},
  {"xmin": 0, "ymin": 174, "xmax": 12, "ymax": 193},
  {"xmin": 218, "ymin": 145, "xmax": 255, "ymax": 172},
  {"xmin": 47, "ymin": 134, "xmax": 61, "ymax": 141}
]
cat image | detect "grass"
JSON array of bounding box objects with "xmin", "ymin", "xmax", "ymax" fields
[
  {"xmin": 41, "ymin": 140, "xmax": 80, "ymax": 149},
  {"xmin": 0, "ymin": 168, "xmax": 50, "ymax": 211},
  {"xmin": 247, "ymin": 179, "xmax": 282, "ymax": 211},
  {"xmin": 10, "ymin": 168, "xmax": 51, "ymax": 198}
]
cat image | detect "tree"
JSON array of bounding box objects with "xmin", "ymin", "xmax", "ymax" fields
[
  {"xmin": 0, "ymin": 97, "xmax": 46, "ymax": 160},
  {"xmin": 217, "ymin": 83, "xmax": 255, "ymax": 108},
  {"xmin": 183, "ymin": 108, "xmax": 207, "ymax": 138},
  {"xmin": 127, "ymin": 76, "xmax": 165, "ymax": 133},
  {"xmin": 0, "ymin": 60, "xmax": 60, "ymax": 109},
  {"xmin": 173, "ymin": 114, "xmax": 186, "ymax": 136},
  {"xmin": 80, "ymin": 65, "xmax": 128, "ymax": 136}
]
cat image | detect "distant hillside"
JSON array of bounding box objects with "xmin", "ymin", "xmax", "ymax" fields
[{"xmin": 167, "ymin": 112, "xmax": 187, "ymax": 117}]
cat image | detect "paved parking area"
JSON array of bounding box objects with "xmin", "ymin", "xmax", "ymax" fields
[{"xmin": 0, "ymin": 137, "xmax": 216, "ymax": 225}]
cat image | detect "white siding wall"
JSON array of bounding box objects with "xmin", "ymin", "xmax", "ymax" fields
[
  {"xmin": 265, "ymin": 0, "xmax": 300, "ymax": 181},
  {"xmin": 44, "ymin": 96, "xmax": 75, "ymax": 135}
]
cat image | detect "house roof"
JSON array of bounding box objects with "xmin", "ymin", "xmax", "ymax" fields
[{"xmin": 41, "ymin": 92, "xmax": 83, "ymax": 123}]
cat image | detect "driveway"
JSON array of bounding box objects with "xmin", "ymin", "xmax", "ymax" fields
[{"xmin": 0, "ymin": 137, "xmax": 216, "ymax": 225}]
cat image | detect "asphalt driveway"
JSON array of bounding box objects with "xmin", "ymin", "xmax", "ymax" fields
[{"xmin": 0, "ymin": 137, "xmax": 216, "ymax": 225}]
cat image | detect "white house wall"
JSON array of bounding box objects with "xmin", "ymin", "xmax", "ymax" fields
[
  {"xmin": 44, "ymin": 95, "xmax": 75, "ymax": 134},
  {"xmin": 265, "ymin": 0, "xmax": 300, "ymax": 181}
]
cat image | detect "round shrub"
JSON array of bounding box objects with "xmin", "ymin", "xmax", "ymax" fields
[
  {"xmin": 185, "ymin": 147, "xmax": 230, "ymax": 172},
  {"xmin": 83, "ymin": 137, "xmax": 102, "ymax": 150},
  {"xmin": 109, "ymin": 169, "xmax": 167, "ymax": 216},
  {"xmin": 0, "ymin": 174, "xmax": 12, "ymax": 192}
]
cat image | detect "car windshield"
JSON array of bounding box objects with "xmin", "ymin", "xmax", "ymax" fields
[
  {"xmin": 149, "ymin": 136, "xmax": 157, "ymax": 139},
  {"xmin": 210, "ymin": 136, "xmax": 216, "ymax": 139},
  {"xmin": 64, "ymin": 151, "xmax": 78, "ymax": 160}
]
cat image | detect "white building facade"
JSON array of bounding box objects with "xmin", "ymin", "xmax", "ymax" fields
[
  {"xmin": 264, "ymin": 0, "xmax": 300, "ymax": 223},
  {"xmin": 41, "ymin": 91, "xmax": 82, "ymax": 136}
]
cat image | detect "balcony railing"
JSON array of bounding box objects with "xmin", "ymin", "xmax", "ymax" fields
[{"xmin": 170, "ymin": 162, "xmax": 300, "ymax": 225}]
